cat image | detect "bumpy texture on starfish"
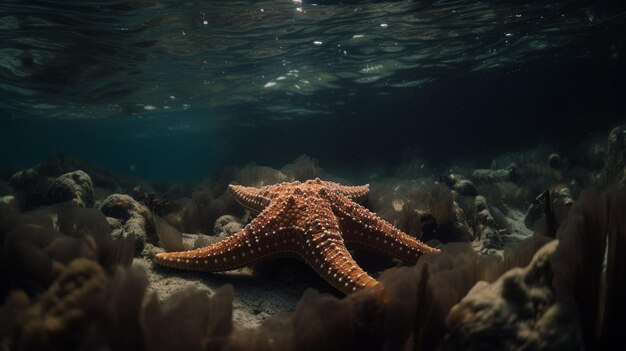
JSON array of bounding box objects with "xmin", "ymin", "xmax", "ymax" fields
[{"xmin": 155, "ymin": 178, "xmax": 439, "ymax": 294}]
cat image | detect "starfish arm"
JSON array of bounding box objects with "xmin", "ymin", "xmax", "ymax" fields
[
  {"xmin": 155, "ymin": 197, "xmax": 302, "ymax": 271},
  {"xmin": 299, "ymin": 228, "xmax": 380, "ymax": 294},
  {"xmin": 228, "ymin": 184, "xmax": 271, "ymax": 213},
  {"xmin": 328, "ymin": 192, "xmax": 439, "ymax": 264},
  {"xmin": 336, "ymin": 184, "xmax": 370, "ymax": 203}
]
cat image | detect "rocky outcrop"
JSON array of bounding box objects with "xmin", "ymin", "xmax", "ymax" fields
[
  {"xmin": 444, "ymin": 241, "xmax": 582, "ymax": 350},
  {"xmin": 8, "ymin": 164, "xmax": 96, "ymax": 209},
  {"xmin": 99, "ymin": 194, "xmax": 155, "ymax": 254}
]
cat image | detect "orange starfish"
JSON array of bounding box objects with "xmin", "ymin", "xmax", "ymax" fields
[{"xmin": 155, "ymin": 178, "xmax": 439, "ymax": 294}]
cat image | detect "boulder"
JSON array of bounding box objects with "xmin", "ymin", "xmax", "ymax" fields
[
  {"xmin": 444, "ymin": 241, "xmax": 582, "ymax": 350},
  {"xmin": 99, "ymin": 194, "xmax": 155, "ymax": 254},
  {"xmin": 547, "ymin": 153, "xmax": 563, "ymax": 169},
  {"xmin": 8, "ymin": 166, "xmax": 43, "ymax": 190},
  {"xmin": 524, "ymin": 186, "xmax": 576, "ymax": 231},
  {"xmin": 8, "ymin": 166, "xmax": 52, "ymax": 210},
  {"xmin": 45, "ymin": 170, "xmax": 95, "ymax": 207},
  {"xmin": 453, "ymin": 179, "xmax": 478, "ymax": 197},
  {"xmin": 0, "ymin": 195, "xmax": 19, "ymax": 210}
]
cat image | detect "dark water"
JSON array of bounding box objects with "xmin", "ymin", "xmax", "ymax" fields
[{"xmin": 1, "ymin": 0, "xmax": 625, "ymax": 180}]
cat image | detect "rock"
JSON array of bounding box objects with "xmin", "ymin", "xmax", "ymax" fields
[
  {"xmin": 452, "ymin": 201, "xmax": 474, "ymax": 242},
  {"xmin": 7, "ymin": 166, "xmax": 52, "ymax": 210},
  {"xmin": 45, "ymin": 170, "xmax": 94, "ymax": 207},
  {"xmin": 99, "ymin": 194, "xmax": 156, "ymax": 254},
  {"xmin": 453, "ymin": 179, "xmax": 478, "ymax": 197},
  {"xmin": 444, "ymin": 241, "xmax": 582, "ymax": 350},
  {"xmin": 8, "ymin": 166, "xmax": 43, "ymax": 190},
  {"xmin": 0, "ymin": 195, "xmax": 19, "ymax": 210},
  {"xmin": 490, "ymin": 206, "xmax": 511, "ymax": 235},
  {"xmin": 474, "ymin": 196, "xmax": 488, "ymax": 212},
  {"xmin": 550, "ymin": 185, "xmax": 575, "ymax": 222},
  {"xmin": 524, "ymin": 186, "xmax": 576, "ymax": 230},
  {"xmin": 213, "ymin": 215, "xmax": 245, "ymax": 238},
  {"xmin": 472, "ymin": 168, "xmax": 514, "ymax": 183},
  {"xmin": 606, "ymin": 125, "xmax": 626, "ymax": 185},
  {"xmin": 548, "ymin": 153, "xmax": 563, "ymax": 169},
  {"xmin": 472, "ymin": 196, "xmax": 503, "ymax": 255}
]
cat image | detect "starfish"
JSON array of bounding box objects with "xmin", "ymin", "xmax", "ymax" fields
[{"xmin": 155, "ymin": 178, "xmax": 439, "ymax": 294}]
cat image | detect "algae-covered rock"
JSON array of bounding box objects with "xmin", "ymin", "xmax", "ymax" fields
[
  {"xmin": 444, "ymin": 241, "xmax": 582, "ymax": 350},
  {"xmin": 100, "ymin": 194, "xmax": 155, "ymax": 254},
  {"xmin": 45, "ymin": 170, "xmax": 95, "ymax": 207}
]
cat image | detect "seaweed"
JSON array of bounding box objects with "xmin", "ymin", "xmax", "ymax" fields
[
  {"xmin": 369, "ymin": 180, "xmax": 471, "ymax": 243},
  {"xmin": 551, "ymin": 187, "xmax": 626, "ymax": 350},
  {"xmin": 142, "ymin": 285, "xmax": 233, "ymax": 351},
  {"xmin": 153, "ymin": 215, "xmax": 184, "ymax": 252},
  {"xmin": 0, "ymin": 203, "xmax": 133, "ymax": 299},
  {"xmin": 280, "ymin": 155, "xmax": 321, "ymax": 182}
]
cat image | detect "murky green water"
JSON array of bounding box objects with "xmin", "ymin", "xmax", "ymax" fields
[{"xmin": 0, "ymin": 0, "xmax": 625, "ymax": 179}]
